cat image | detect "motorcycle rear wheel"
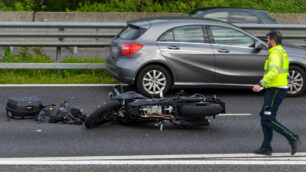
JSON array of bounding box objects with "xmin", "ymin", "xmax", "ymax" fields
[
  {"xmin": 84, "ymin": 100, "xmax": 121, "ymax": 129},
  {"xmin": 179, "ymin": 103, "xmax": 223, "ymax": 117}
]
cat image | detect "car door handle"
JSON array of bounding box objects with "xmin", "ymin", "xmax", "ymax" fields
[
  {"xmin": 167, "ymin": 45, "xmax": 180, "ymax": 50},
  {"xmin": 218, "ymin": 48, "xmax": 229, "ymax": 53}
]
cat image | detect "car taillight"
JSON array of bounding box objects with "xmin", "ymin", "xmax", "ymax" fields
[{"xmin": 121, "ymin": 43, "xmax": 143, "ymax": 55}]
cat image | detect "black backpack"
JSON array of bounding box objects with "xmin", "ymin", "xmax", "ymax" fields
[{"xmin": 36, "ymin": 100, "xmax": 87, "ymax": 124}]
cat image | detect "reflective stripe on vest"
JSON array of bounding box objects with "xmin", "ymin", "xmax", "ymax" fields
[
  {"xmin": 265, "ymin": 49, "xmax": 288, "ymax": 74},
  {"xmin": 275, "ymin": 49, "xmax": 289, "ymax": 74}
]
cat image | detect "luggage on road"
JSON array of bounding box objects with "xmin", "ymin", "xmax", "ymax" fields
[
  {"xmin": 6, "ymin": 96, "xmax": 43, "ymax": 119},
  {"xmin": 5, "ymin": 97, "xmax": 86, "ymax": 125}
]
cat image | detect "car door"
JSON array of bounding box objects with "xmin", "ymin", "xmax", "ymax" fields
[
  {"xmin": 156, "ymin": 25, "xmax": 215, "ymax": 83},
  {"xmin": 207, "ymin": 25, "xmax": 267, "ymax": 85}
]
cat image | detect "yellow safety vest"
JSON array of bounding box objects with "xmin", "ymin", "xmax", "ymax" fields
[{"xmin": 260, "ymin": 45, "xmax": 289, "ymax": 88}]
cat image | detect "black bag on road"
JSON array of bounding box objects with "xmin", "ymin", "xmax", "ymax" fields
[
  {"xmin": 36, "ymin": 100, "xmax": 86, "ymax": 124},
  {"xmin": 6, "ymin": 96, "xmax": 43, "ymax": 119}
]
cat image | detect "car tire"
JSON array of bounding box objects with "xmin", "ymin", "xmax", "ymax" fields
[
  {"xmin": 136, "ymin": 65, "xmax": 171, "ymax": 98},
  {"xmin": 84, "ymin": 100, "xmax": 121, "ymax": 129},
  {"xmin": 288, "ymin": 66, "xmax": 306, "ymax": 97}
]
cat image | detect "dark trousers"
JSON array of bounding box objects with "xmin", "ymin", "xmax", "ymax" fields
[{"xmin": 260, "ymin": 88, "xmax": 298, "ymax": 151}]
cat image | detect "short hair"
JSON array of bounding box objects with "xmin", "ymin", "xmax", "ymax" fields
[{"xmin": 267, "ymin": 30, "xmax": 282, "ymax": 45}]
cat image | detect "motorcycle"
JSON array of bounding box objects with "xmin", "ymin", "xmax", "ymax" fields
[{"xmin": 84, "ymin": 86, "xmax": 225, "ymax": 130}]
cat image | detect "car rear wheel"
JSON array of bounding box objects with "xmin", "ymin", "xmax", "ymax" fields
[
  {"xmin": 288, "ymin": 66, "xmax": 306, "ymax": 97},
  {"xmin": 136, "ymin": 65, "xmax": 171, "ymax": 97}
]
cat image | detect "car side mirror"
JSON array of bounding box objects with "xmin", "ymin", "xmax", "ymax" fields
[{"xmin": 255, "ymin": 42, "xmax": 264, "ymax": 50}]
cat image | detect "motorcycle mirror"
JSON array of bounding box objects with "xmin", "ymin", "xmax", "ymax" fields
[
  {"xmin": 108, "ymin": 91, "xmax": 114, "ymax": 98},
  {"xmin": 113, "ymin": 87, "xmax": 120, "ymax": 96}
]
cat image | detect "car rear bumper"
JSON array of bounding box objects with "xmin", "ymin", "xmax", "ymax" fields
[{"xmin": 106, "ymin": 59, "xmax": 137, "ymax": 85}]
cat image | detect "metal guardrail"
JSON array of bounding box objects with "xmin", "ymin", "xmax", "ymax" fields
[
  {"xmin": 235, "ymin": 24, "xmax": 306, "ymax": 47},
  {"xmin": 0, "ymin": 22, "xmax": 305, "ymax": 47},
  {"xmin": 0, "ymin": 22, "xmax": 125, "ymax": 68},
  {"xmin": 0, "ymin": 22, "xmax": 125, "ymax": 47},
  {"xmin": 0, "ymin": 22, "xmax": 304, "ymax": 70}
]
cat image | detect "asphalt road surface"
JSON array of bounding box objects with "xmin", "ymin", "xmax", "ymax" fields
[{"xmin": 0, "ymin": 85, "xmax": 305, "ymax": 171}]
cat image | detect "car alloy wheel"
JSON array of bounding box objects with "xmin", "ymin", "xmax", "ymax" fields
[
  {"xmin": 288, "ymin": 66, "xmax": 306, "ymax": 97},
  {"xmin": 137, "ymin": 65, "xmax": 171, "ymax": 97},
  {"xmin": 143, "ymin": 69, "xmax": 166, "ymax": 95}
]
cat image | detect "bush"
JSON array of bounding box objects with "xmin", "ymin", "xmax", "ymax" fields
[
  {"xmin": 73, "ymin": 0, "xmax": 305, "ymax": 13},
  {"xmin": 0, "ymin": 0, "xmax": 305, "ymax": 13}
]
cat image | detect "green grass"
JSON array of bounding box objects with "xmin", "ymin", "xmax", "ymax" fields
[
  {"xmin": 0, "ymin": 70, "xmax": 119, "ymax": 84},
  {"xmin": 0, "ymin": 49, "xmax": 119, "ymax": 84}
]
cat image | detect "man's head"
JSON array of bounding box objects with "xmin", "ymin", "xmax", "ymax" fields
[{"xmin": 266, "ymin": 30, "xmax": 282, "ymax": 49}]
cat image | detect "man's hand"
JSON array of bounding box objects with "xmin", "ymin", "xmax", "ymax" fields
[{"xmin": 252, "ymin": 84, "xmax": 263, "ymax": 92}]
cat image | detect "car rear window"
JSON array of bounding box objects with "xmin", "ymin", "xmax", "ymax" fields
[{"xmin": 118, "ymin": 25, "xmax": 147, "ymax": 40}]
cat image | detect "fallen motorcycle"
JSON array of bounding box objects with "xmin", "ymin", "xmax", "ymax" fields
[{"xmin": 84, "ymin": 87, "xmax": 225, "ymax": 130}]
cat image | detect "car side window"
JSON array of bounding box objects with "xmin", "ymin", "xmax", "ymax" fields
[
  {"xmin": 159, "ymin": 30, "xmax": 174, "ymax": 41},
  {"xmin": 158, "ymin": 25, "xmax": 205, "ymax": 43},
  {"xmin": 229, "ymin": 12, "xmax": 261, "ymax": 23},
  {"xmin": 203, "ymin": 12, "xmax": 229, "ymax": 22},
  {"xmin": 209, "ymin": 26, "xmax": 254, "ymax": 47}
]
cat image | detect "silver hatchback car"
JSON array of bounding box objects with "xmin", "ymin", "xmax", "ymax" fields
[{"xmin": 106, "ymin": 17, "xmax": 306, "ymax": 97}]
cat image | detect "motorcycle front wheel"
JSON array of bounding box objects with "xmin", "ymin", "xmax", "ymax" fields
[{"xmin": 84, "ymin": 100, "xmax": 121, "ymax": 129}]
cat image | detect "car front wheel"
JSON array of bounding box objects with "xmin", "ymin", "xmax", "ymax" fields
[
  {"xmin": 136, "ymin": 65, "xmax": 171, "ymax": 98},
  {"xmin": 288, "ymin": 66, "xmax": 306, "ymax": 97}
]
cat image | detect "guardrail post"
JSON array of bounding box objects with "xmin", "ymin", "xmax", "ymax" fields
[
  {"xmin": 73, "ymin": 46, "xmax": 78, "ymax": 57},
  {"xmin": 9, "ymin": 46, "xmax": 14, "ymax": 54},
  {"xmin": 56, "ymin": 46, "xmax": 61, "ymax": 62},
  {"xmin": 56, "ymin": 46, "xmax": 61, "ymax": 76}
]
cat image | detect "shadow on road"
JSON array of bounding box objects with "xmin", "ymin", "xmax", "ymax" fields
[{"xmin": 120, "ymin": 85, "xmax": 306, "ymax": 98}]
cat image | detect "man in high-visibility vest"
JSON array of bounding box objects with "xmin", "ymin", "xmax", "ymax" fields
[{"xmin": 252, "ymin": 30, "xmax": 300, "ymax": 156}]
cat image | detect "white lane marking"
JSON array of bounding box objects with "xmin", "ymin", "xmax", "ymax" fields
[
  {"xmin": 0, "ymin": 84, "xmax": 126, "ymax": 87},
  {"xmin": 1, "ymin": 160, "xmax": 306, "ymax": 165},
  {"xmin": 1, "ymin": 152, "xmax": 306, "ymax": 161},
  {"xmin": 218, "ymin": 113, "xmax": 252, "ymax": 116}
]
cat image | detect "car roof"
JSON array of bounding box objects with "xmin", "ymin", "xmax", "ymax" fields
[{"xmin": 187, "ymin": 7, "xmax": 269, "ymax": 13}]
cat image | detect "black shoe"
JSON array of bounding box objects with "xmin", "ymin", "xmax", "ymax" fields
[
  {"xmin": 253, "ymin": 147, "xmax": 272, "ymax": 156},
  {"xmin": 290, "ymin": 138, "xmax": 301, "ymax": 155}
]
